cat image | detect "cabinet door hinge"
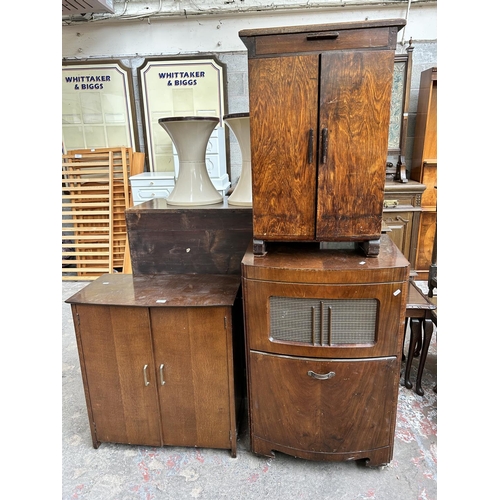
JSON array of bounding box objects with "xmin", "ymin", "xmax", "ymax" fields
[
  {"xmin": 76, "ymin": 312, "xmax": 80, "ymax": 326},
  {"xmin": 224, "ymin": 316, "xmax": 227, "ymax": 330}
]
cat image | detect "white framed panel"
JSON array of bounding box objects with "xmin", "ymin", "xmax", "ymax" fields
[{"xmin": 138, "ymin": 57, "xmax": 228, "ymax": 191}]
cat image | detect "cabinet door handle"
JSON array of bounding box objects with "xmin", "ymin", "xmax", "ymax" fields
[
  {"xmin": 308, "ymin": 370, "xmax": 335, "ymax": 380},
  {"xmin": 321, "ymin": 128, "xmax": 328, "ymax": 163},
  {"xmin": 307, "ymin": 129, "xmax": 314, "ymax": 163},
  {"xmin": 143, "ymin": 364, "xmax": 150, "ymax": 386},
  {"xmin": 306, "ymin": 32, "xmax": 339, "ymax": 41},
  {"xmin": 159, "ymin": 363, "xmax": 166, "ymax": 386}
]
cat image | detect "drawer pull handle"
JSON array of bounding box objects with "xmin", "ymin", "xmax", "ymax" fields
[
  {"xmin": 306, "ymin": 32, "xmax": 339, "ymax": 41},
  {"xmin": 321, "ymin": 128, "xmax": 328, "ymax": 163},
  {"xmin": 159, "ymin": 363, "xmax": 166, "ymax": 386},
  {"xmin": 307, "ymin": 129, "xmax": 314, "ymax": 164},
  {"xmin": 143, "ymin": 364, "xmax": 150, "ymax": 386},
  {"xmin": 383, "ymin": 200, "xmax": 399, "ymax": 208},
  {"xmin": 308, "ymin": 370, "xmax": 335, "ymax": 380}
]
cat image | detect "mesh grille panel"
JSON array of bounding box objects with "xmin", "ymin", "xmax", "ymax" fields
[{"xmin": 270, "ymin": 296, "xmax": 377, "ymax": 345}]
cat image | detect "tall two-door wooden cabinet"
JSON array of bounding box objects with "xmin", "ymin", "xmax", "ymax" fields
[
  {"xmin": 241, "ymin": 235, "xmax": 410, "ymax": 466},
  {"xmin": 239, "ymin": 19, "xmax": 406, "ymax": 256},
  {"xmin": 410, "ymin": 67, "xmax": 437, "ymax": 279}
]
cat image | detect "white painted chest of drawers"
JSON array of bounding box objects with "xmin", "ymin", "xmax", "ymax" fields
[{"xmin": 130, "ymin": 172, "xmax": 175, "ymax": 206}]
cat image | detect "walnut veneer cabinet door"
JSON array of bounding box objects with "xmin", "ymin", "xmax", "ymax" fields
[
  {"xmin": 72, "ymin": 303, "xmax": 162, "ymax": 448},
  {"xmin": 247, "ymin": 54, "xmax": 318, "ymax": 240},
  {"xmin": 150, "ymin": 307, "xmax": 236, "ymax": 452},
  {"xmin": 316, "ymin": 50, "xmax": 395, "ymax": 241},
  {"xmin": 240, "ymin": 19, "xmax": 406, "ymax": 254},
  {"xmin": 249, "ymin": 352, "xmax": 399, "ymax": 465}
]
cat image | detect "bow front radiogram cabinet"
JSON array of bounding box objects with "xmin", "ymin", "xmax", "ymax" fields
[
  {"xmin": 241, "ymin": 235, "xmax": 410, "ymax": 466},
  {"xmin": 66, "ymin": 272, "xmax": 244, "ymax": 457},
  {"xmin": 239, "ymin": 19, "xmax": 406, "ymax": 256}
]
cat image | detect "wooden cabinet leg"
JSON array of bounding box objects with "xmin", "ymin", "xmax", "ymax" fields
[
  {"xmin": 415, "ymin": 318, "xmax": 433, "ymax": 396},
  {"xmin": 358, "ymin": 239, "xmax": 380, "ymax": 257},
  {"xmin": 253, "ymin": 239, "xmax": 267, "ymax": 256}
]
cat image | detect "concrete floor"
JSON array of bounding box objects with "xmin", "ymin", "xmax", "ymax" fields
[{"xmin": 62, "ymin": 280, "xmax": 437, "ymax": 500}]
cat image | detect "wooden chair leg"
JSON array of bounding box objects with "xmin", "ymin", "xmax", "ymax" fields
[
  {"xmin": 413, "ymin": 329, "xmax": 422, "ymax": 357},
  {"xmin": 415, "ymin": 318, "xmax": 434, "ymax": 396},
  {"xmin": 402, "ymin": 317, "xmax": 409, "ymax": 361},
  {"xmin": 404, "ymin": 318, "xmax": 421, "ymax": 389}
]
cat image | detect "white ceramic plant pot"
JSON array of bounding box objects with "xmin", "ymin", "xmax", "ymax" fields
[
  {"xmin": 224, "ymin": 113, "xmax": 252, "ymax": 207},
  {"xmin": 158, "ymin": 116, "xmax": 223, "ymax": 206}
]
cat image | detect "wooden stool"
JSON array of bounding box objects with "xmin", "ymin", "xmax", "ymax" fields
[{"xmin": 403, "ymin": 280, "xmax": 437, "ymax": 396}]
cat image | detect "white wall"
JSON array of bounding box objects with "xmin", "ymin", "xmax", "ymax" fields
[{"xmin": 62, "ymin": 1, "xmax": 436, "ymax": 57}]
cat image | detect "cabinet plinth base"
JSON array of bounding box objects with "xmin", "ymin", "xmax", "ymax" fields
[
  {"xmin": 252, "ymin": 238, "xmax": 381, "ymax": 256},
  {"xmin": 251, "ymin": 436, "xmax": 391, "ymax": 467}
]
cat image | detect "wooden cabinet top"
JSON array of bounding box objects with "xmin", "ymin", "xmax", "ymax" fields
[
  {"xmin": 65, "ymin": 273, "xmax": 242, "ymax": 308},
  {"xmin": 239, "ymin": 19, "xmax": 406, "ymax": 37},
  {"xmin": 241, "ymin": 235, "xmax": 409, "ymax": 284}
]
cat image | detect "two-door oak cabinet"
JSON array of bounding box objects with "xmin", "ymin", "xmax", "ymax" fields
[
  {"xmin": 239, "ymin": 19, "xmax": 406, "ymax": 256},
  {"xmin": 241, "ymin": 235, "xmax": 409, "ymax": 466},
  {"xmin": 66, "ymin": 273, "xmax": 245, "ymax": 457}
]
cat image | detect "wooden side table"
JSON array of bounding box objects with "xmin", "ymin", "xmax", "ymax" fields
[{"xmin": 403, "ymin": 280, "xmax": 437, "ymax": 395}]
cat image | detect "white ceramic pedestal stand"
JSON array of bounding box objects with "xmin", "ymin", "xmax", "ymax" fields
[
  {"xmin": 158, "ymin": 116, "xmax": 223, "ymax": 206},
  {"xmin": 224, "ymin": 113, "xmax": 252, "ymax": 207}
]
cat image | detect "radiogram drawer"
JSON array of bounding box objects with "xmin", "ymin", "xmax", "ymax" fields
[
  {"xmin": 253, "ymin": 27, "xmax": 391, "ymax": 56},
  {"xmin": 242, "ymin": 279, "xmax": 405, "ymax": 358}
]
